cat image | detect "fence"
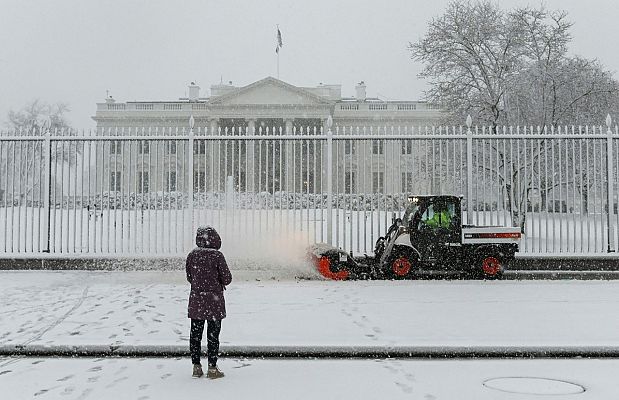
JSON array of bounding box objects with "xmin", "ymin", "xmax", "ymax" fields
[{"xmin": 1, "ymin": 115, "xmax": 618, "ymax": 258}]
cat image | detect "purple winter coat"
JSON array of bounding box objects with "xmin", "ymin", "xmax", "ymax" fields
[{"xmin": 186, "ymin": 226, "xmax": 232, "ymax": 320}]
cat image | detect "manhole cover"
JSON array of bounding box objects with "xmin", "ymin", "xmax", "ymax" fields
[{"xmin": 483, "ymin": 377, "xmax": 585, "ymax": 395}]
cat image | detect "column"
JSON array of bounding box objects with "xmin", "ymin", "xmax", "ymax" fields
[
  {"xmin": 208, "ymin": 118, "xmax": 220, "ymax": 191},
  {"xmin": 284, "ymin": 119, "xmax": 295, "ymax": 192},
  {"xmin": 246, "ymin": 118, "xmax": 256, "ymax": 192}
]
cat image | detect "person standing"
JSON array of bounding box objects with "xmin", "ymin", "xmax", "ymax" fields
[{"xmin": 186, "ymin": 226, "xmax": 232, "ymax": 379}]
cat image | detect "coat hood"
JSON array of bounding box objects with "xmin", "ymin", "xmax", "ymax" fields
[{"xmin": 196, "ymin": 226, "xmax": 221, "ymax": 249}]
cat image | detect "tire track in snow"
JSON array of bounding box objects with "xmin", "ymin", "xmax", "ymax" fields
[
  {"xmin": 0, "ymin": 286, "xmax": 89, "ymax": 369},
  {"xmin": 22, "ymin": 286, "xmax": 90, "ymax": 345}
]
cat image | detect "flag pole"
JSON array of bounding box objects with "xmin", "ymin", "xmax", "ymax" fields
[{"xmin": 277, "ymin": 51, "xmax": 280, "ymax": 79}]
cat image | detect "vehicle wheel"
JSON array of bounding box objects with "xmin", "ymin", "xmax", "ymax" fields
[
  {"xmin": 385, "ymin": 250, "xmax": 418, "ymax": 280},
  {"xmin": 479, "ymin": 255, "xmax": 504, "ymax": 280},
  {"xmin": 316, "ymin": 255, "xmax": 349, "ymax": 281}
]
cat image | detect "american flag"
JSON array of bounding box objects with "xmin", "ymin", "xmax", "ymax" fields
[{"xmin": 276, "ymin": 27, "xmax": 283, "ymax": 54}]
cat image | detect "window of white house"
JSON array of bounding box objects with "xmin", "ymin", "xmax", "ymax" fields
[
  {"xmin": 110, "ymin": 171, "xmax": 121, "ymax": 192},
  {"xmin": 345, "ymin": 171, "xmax": 356, "ymax": 194},
  {"xmin": 137, "ymin": 172, "xmax": 149, "ymax": 193},
  {"xmin": 166, "ymin": 141, "xmax": 176, "ymax": 155},
  {"xmin": 401, "ymin": 172, "xmax": 413, "ymax": 192},
  {"xmin": 110, "ymin": 140, "xmax": 122, "ymax": 155},
  {"xmin": 138, "ymin": 140, "xmax": 150, "ymax": 154},
  {"xmin": 344, "ymin": 140, "xmax": 356, "ymax": 155},
  {"xmin": 372, "ymin": 139, "xmax": 384, "ymax": 155},
  {"xmin": 372, "ymin": 172, "xmax": 384, "ymax": 193},
  {"xmin": 401, "ymin": 139, "xmax": 413, "ymax": 155},
  {"xmin": 236, "ymin": 171, "xmax": 247, "ymax": 192},
  {"xmin": 194, "ymin": 171, "xmax": 206, "ymax": 191},
  {"xmin": 194, "ymin": 140, "xmax": 206, "ymax": 155},
  {"xmin": 167, "ymin": 171, "xmax": 177, "ymax": 191}
]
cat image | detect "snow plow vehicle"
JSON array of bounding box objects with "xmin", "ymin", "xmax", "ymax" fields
[{"xmin": 310, "ymin": 195, "xmax": 521, "ymax": 280}]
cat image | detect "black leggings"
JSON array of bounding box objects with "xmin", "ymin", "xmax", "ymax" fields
[{"xmin": 190, "ymin": 319, "xmax": 222, "ymax": 366}]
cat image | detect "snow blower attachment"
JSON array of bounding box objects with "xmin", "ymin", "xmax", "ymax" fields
[{"xmin": 309, "ymin": 195, "xmax": 521, "ymax": 280}]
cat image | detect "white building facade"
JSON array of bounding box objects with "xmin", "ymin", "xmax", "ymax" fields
[{"xmin": 92, "ymin": 77, "xmax": 443, "ymax": 195}]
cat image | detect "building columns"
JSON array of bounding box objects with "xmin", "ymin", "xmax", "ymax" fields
[
  {"xmin": 246, "ymin": 119, "xmax": 256, "ymax": 192},
  {"xmin": 284, "ymin": 119, "xmax": 295, "ymax": 192}
]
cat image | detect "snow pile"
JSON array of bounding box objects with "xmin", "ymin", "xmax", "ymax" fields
[{"xmin": 220, "ymin": 228, "xmax": 322, "ymax": 281}]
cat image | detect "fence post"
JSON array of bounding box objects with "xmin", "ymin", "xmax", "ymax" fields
[
  {"xmin": 326, "ymin": 116, "xmax": 333, "ymax": 246},
  {"xmin": 42, "ymin": 119, "xmax": 52, "ymax": 253},
  {"xmin": 187, "ymin": 116, "xmax": 195, "ymax": 251},
  {"xmin": 466, "ymin": 115, "xmax": 474, "ymax": 225},
  {"xmin": 606, "ymin": 114, "xmax": 614, "ymax": 252}
]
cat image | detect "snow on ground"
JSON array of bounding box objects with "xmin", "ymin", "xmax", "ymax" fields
[
  {"xmin": 1, "ymin": 271, "xmax": 619, "ymax": 348},
  {"xmin": 0, "ymin": 357, "xmax": 617, "ymax": 399},
  {"xmin": 1, "ymin": 271, "xmax": 618, "ymax": 398}
]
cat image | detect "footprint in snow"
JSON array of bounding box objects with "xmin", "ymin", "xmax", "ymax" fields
[
  {"xmin": 404, "ymin": 372, "xmax": 416, "ymax": 382},
  {"xmin": 60, "ymin": 386, "xmax": 75, "ymax": 396},
  {"xmin": 34, "ymin": 388, "xmax": 55, "ymax": 397},
  {"xmin": 115, "ymin": 366, "xmax": 128, "ymax": 375},
  {"xmin": 395, "ymin": 382, "xmax": 413, "ymax": 394},
  {"xmin": 384, "ymin": 364, "xmax": 398, "ymax": 374}
]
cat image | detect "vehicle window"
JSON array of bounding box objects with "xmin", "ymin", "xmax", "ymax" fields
[
  {"xmin": 402, "ymin": 203, "xmax": 419, "ymax": 225},
  {"xmin": 419, "ymin": 201, "xmax": 457, "ymax": 229},
  {"xmin": 421, "ymin": 205, "xmax": 434, "ymax": 222}
]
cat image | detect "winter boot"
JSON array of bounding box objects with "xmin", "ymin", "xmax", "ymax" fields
[
  {"xmin": 207, "ymin": 365, "xmax": 224, "ymax": 379},
  {"xmin": 192, "ymin": 363, "xmax": 204, "ymax": 378}
]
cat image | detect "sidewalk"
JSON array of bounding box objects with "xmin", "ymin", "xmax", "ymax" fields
[{"xmin": 1, "ymin": 357, "xmax": 616, "ymax": 399}]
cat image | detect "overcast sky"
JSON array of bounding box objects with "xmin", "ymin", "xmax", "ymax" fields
[{"xmin": 1, "ymin": 0, "xmax": 618, "ymax": 129}]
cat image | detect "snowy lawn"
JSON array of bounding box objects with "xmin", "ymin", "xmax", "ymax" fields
[
  {"xmin": 0, "ymin": 357, "xmax": 617, "ymax": 400},
  {"xmin": 1, "ymin": 271, "xmax": 618, "ymax": 348},
  {"xmin": 2, "ymin": 206, "xmax": 617, "ymax": 256}
]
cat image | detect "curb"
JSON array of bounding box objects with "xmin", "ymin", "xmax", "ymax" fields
[
  {"xmin": 2, "ymin": 345, "xmax": 619, "ymax": 359},
  {"xmin": 503, "ymin": 270, "xmax": 619, "ymax": 280}
]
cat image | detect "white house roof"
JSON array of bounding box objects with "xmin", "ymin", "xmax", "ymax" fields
[{"xmin": 207, "ymin": 76, "xmax": 334, "ymax": 106}]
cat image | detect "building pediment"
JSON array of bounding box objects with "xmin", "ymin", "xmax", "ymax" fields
[{"xmin": 208, "ymin": 77, "xmax": 333, "ymax": 106}]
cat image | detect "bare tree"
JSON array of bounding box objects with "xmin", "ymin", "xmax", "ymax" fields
[
  {"xmin": 1, "ymin": 100, "xmax": 76, "ymax": 204},
  {"xmin": 409, "ymin": 1, "xmax": 619, "ymax": 229},
  {"xmin": 409, "ymin": 1, "xmax": 618, "ymax": 126},
  {"xmin": 408, "ymin": 1, "xmax": 525, "ymax": 127}
]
